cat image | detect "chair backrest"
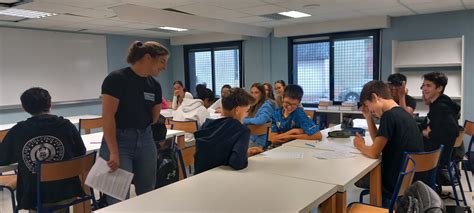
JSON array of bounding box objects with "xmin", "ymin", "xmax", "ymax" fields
[
  {"xmin": 390, "ymin": 156, "xmax": 416, "ymax": 212},
  {"xmin": 0, "ymin": 129, "xmax": 9, "ymax": 143},
  {"xmin": 304, "ymin": 110, "xmax": 315, "ymax": 120},
  {"xmin": 247, "ymin": 123, "xmax": 271, "ymax": 136},
  {"xmin": 454, "ymin": 128, "xmax": 464, "ymax": 148},
  {"xmin": 79, "ymin": 117, "xmax": 103, "ymax": 134},
  {"xmin": 36, "ymin": 152, "xmax": 97, "ymax": 212},
  {"xmin": 405, "ymin": 145, "xmax": 443, "ymax": 189},
  {"xmin": 464, "ymin": 120, "xmax": 474, "ymax": 136},
  {"xmin": 170, "ymin": 120, "xmax": 198, "ymax": 133}
]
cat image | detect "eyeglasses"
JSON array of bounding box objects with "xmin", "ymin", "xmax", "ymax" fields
[{"xmin": 283, "ymin": 101, "xmax": 299, "ymax": 108}]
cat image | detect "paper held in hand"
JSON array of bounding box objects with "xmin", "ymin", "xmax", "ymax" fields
[{"xmin": 85, "ymin": 157, "xmax": 134, "ymax": 201}]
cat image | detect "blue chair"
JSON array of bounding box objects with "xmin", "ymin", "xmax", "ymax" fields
[
  {"xmin": 348, "ymin": 155, "xmax": 417, "ymax": 213},
  {"xmin": 247, "ymin": 122, "xmax": 271, "ymax": 149},
  {"xmin": 359, "ymin": 146, "xmax": 443, "ymax": 202},
  {"xmin": 461, "ymin": 120, "xmax": 473, "ymax": 192},
  {"xmin": 442, "ymin": 128, "xmax": 468, "ymax": 206},
  {"xmin": 35, "ymin": 152, "xmax": 98, "ymax": 213}
]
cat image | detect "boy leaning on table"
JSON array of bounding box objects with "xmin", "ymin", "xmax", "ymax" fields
[
  {"xmin": 0, "ymin": 87, "xmax": 86, "ymax": 212},
  {"xmin": 353, "ymin": 80, "xmax": 423, "ymax": 204},
  {"xmin": 268, "ymin": 84, "xmax": 322, "ymax": 146},
  {"xmin": 193, "ymin": 88, "xmax": 263, "ymax": 174}
]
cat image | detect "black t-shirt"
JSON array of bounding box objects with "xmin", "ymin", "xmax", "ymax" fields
[
  {"xmin": 377, "ymin": 107, "xmax": 424, "ymax": 193},
  {"xmin": 396, "ymin": 95, "xmax": 417, "ymax": 110},
  {"xmin": 101, "ymin": 67, "xmax": 162, "ymax": 129}
]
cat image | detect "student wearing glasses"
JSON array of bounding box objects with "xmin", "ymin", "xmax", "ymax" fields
[{"xmin": 269, "ymin": 84, "xmax": 322, "ymax": 145}]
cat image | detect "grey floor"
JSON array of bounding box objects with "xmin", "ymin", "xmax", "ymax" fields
[{"xmin": 1, "ymin": 170, "xmax": 473, "ymax": 213}]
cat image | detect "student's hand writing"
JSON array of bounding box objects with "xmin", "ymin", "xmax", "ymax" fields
[
  {"xmin": 248, "ymin": 147, "xmax": 264, "ymax": 157},
  {"xmin": 353, "ymin": 132, "xmax": 365, "ymax": 149},
  {"xmin": 107, "ymin": 152, "xmax": 120, "ymax": 172}
]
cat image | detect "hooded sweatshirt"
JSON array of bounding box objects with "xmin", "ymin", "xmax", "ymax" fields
[
  {"xmin": 172, "ymin": 98, "xmax": 210, "ymax": 127},
  {"xmin": 194, "ymin": 117, "xmax": 250, "ymax": 174},
  {"xmin": 0, "ymin": 114, "xmax": 86, "ymax": 209},
  {"xmin": 424, "ymin": 94, "xmax": 461, "ymax": 167}
]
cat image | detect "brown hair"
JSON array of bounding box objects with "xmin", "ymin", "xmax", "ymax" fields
[
  {"xmin": 263, "ymin": 83, "xmax": 275, "ymax": 100},
  {"xmin": 222, "ymin": 88, "xmax": 256, "ymax": 111},
  {"xmin": 423, "ymin": 72, "xmax": 448, "ymax": 94},
  {"xmin": 127, "ymin": 41, "xmax": 169, "ymax": 64},
  {"xmin": 248, "ymin": 83, "xmax": 267, "ymax": 117},
  {"xmin": 360, "ymin": 80, "xmax": 392, "ymax": 103}
]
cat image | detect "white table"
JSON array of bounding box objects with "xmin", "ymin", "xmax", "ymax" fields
[
  {"xmin": 81, "ymin": 130, "xmax": 186, "ymax": 152},
  {"xmin": 96, "ymin": 166, "xmax": 338, "ymax": 213},
  {"xmin": 0, "ymin": 114, "xmax": 101, "ymax": 131},
  {"xmin": 0, "ymin": 163, "xmax": 17, "ymax": 173},
  {"xmin": 160, "ymin": 109, "xmax": 222, "ymax": 120}
]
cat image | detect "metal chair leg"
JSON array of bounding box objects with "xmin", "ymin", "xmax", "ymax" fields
[
  {"xmin": 462, "ymin": 161, "xmax": 472, "ymax": 192},
  {"xmin": 447, "ymin": 165, "xmax": 460, "ymax": 206},
  {"xmin": 453, "ymin": 162, "xmax": 468, "ymax": 206}
]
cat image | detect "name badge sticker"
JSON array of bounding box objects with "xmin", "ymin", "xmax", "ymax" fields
[{"xmin": 144, "ymin": 92, "xmax": 155, "ymax": 101}]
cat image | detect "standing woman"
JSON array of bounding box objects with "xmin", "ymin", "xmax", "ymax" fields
[
  {"xmin": 172, "ymin": 80, "xmax": 193, "ymax": 110},
  {"xmin": 274, "ymin": 80, "xmax": 286, "ymax": 108},
  {"xmin": 101, "ymin": 41, "xmax": 169, "ymax": 204},
  {"xmin": 263, "ymin": 83, "xmax": 275, "ymax": 100}
]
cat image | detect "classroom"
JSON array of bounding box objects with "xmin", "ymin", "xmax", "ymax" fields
[{"xmin": 0, "ymin": 0, "xmax": 473, "ymax": 212}]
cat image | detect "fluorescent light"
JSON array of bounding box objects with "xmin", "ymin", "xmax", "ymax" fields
[
  {"xmin": 159, "ymin": 26, "xmax": 188, "ymax": 32},
  {"xmin": 0, "ymin": 8, "xmax": 57, "ymax": 19},
  {"xmin": 278, "ymin": 11, "xmax": 311, "ymax": 18}
]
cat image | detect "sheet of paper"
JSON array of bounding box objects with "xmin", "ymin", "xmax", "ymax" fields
[
  {"xmin": 261, "ymin": 151, "xmax": 304, "ymax": 159},
  {"xmin": 85, "ymin": 157, "xmax": 134, "ymax": 201},
  {"xmin": 312, "ymin": 150, "xmax": 355, "ymax": 160},
  {"xmin": 353, "ymin": 119, "xmax": 369, "ymax": 130},
  {"xmin": 317, "ymin": 142, "xmax": 361, "ymax": 154}
]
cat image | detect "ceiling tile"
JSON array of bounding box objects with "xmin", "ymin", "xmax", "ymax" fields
[
  {"xmin": 16, "ymin": 1, "xmax": 83, "ymax": 13},
  {"xmin": 358, "ymin": 6, "xmax": 415, "ymax": 17},
  {"xmin": 404, "ymin": 1, "xmax": 465, "ymax": 14},
  {"xmin": 174, "ymin": 3, "xmax": 250, "ymax": 19},
  {"xmin": 232, "ymin": 16, "xmax": 273, "ymax": 23},
  {"xmin": 252, "ymin": 20, "xmax": 290, "ymax": 27},
  {"xmin": 15, "ymin": 18, "xmax": 71, "ymax": 27},
  {"xmin": 67, "ymin": 8, "xmax": 116, "ymax": 18},
  {"xmin": 121, "ymin": 22, "xmax": 158, "ymax": 29},
  {"xmin": 59, "ymin": 22, "xmax": 106, "ymax": 30},
  {"xmin": 41, "ymin": 0, "xmax": 123, "ymax": 9},
  {"xmin": 123, "ymin": 0, "xmax": 196, "ymax": 9},
  {"xmin": 238, "ymin": 4, "xmax": 288, "ymax": 15},
  {"xmin": 41, "ymin": 14, "xmax": 96, "ymax": 23},
  {"xmin": 85, "ymin": 18, "xmax": 127, "ymax": 26},
  {"xmin": 201, "ymin": 0, "xmax": 268, "ymax": 10}
]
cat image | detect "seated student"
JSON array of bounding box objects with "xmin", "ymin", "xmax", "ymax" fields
[
  {"xmin": 243, "ymin": 83, "xmax": 276, "ymax": 148},
  {"xmin": 172, "ymin": 80, "xmax": 193, "ymax": 110},
  {"xmin": 196, "ymin": 85, "xmax": 216, "ymax": 108},
  {"xmin": 194, "ymin": 88, "xmax": 263, "ymax": 174},
  {"xmin": 353, "ymin": 80, "xmax": 423, "ymax": 197},
  {"xmin": 274, "ymin": 80, "xmax": 286, "ymax": 108},
  {"xmin": 419, "ymin": 72, "xmax": 460, "ymax": 183},
  {"xmin": 268, "ymin": 85, "xmax": 322, "ymax": 145},
  {"xmin": 387, "ymin": 73, "xmax": 417, "ymax": 115},
  {"xmin": 172, "ymin": 85, "xmax": 211, "ymax": 127},
  {"xmin": 209, "ymin": 84, "xmax": 231, "ymax": 112},
  {"xmin": 263, "ymin": 83, "xmax": 276, "ymax": 101},
  {"xmin": 0, "ymin": 87, "xmax": 86, "ymax": 211}
]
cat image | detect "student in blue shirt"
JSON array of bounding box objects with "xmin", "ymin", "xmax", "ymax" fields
[
  {"xmin": 243, "ymin": 83, "xmax": 277, "ymax": 148},
  {"xmin": 269, "ymin": 84, "xmax": 322, "ymax": 145}
]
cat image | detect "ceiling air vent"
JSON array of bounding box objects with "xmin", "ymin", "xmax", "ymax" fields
[{"xmin": 258, "ymin": 13, "xmax": 291, "ymax": 20}]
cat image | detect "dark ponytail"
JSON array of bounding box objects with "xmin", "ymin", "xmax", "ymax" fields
[{"xmin": 127, "ymin": 41, "xmax": 169, "ymax": 64}]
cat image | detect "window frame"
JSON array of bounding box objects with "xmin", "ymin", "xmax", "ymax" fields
[
  {"xmin": 288, "ymin": 30, "xmax": 380, "ymax": 106},
  {"xmin": 184, "ymin": 41, "xmax": 244, "ymax": 95}
]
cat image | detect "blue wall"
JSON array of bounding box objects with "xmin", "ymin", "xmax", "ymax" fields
[
  {"xmin": 0, "ymin": 32, "xmax": 172, "ymax": 124},
  {"xmin": 381, "ymin": 10, "xmax": 474, "ymax": 122}
]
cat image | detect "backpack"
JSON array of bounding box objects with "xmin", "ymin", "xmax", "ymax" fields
[
  {"xmin": 155, "ymin": 146, "xmax": 179, "ymax": 189},
  {"xmin": 396, "ymin": 181, "xmax": 444, "ymax": 213}
]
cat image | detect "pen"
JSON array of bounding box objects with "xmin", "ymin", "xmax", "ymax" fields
[{"xmin": 305, "ymin": 143, "xmax": 316, "ymax": 147}]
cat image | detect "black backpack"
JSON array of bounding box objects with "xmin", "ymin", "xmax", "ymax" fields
[
  {"xmin": 155, "ymin": 146, "xmax": 179, "ymax": 189},
  {"xmin": 396, "ymin": 181, "xmax": 445, "ymax": 213}
]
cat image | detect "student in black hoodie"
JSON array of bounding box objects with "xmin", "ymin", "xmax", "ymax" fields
[
  {"xmin": 0, "ymin": 87, "xmax": 86, "ymax": 211},
  {"xmin": 194, "ymin": 88, "xmax": 264, "ymax": 174},
  {"xmin": 420, "ymin": 72, "xmax": 460, "ymax": 173}
]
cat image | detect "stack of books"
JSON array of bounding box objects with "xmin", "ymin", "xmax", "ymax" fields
[
  {"xmin": 340, "ymin": 101, "xmax": 358, "ymax": 111},
  {"xmin": 318, "ymin": 100, "xmax": 333, "ymax": 110}
]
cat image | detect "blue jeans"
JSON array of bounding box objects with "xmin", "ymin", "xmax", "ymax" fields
[{"xmin": 99, "ymin": 126, "xmax": 157, "ymax": 205}]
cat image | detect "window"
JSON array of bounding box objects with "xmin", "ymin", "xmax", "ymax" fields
[
  {"xmin": 289, "ymin": 30, "xmax": 379, "ymax": 105},
  {"xmin": 184, "ymin": 41, "xmax": 243, "ymax": 97}
]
